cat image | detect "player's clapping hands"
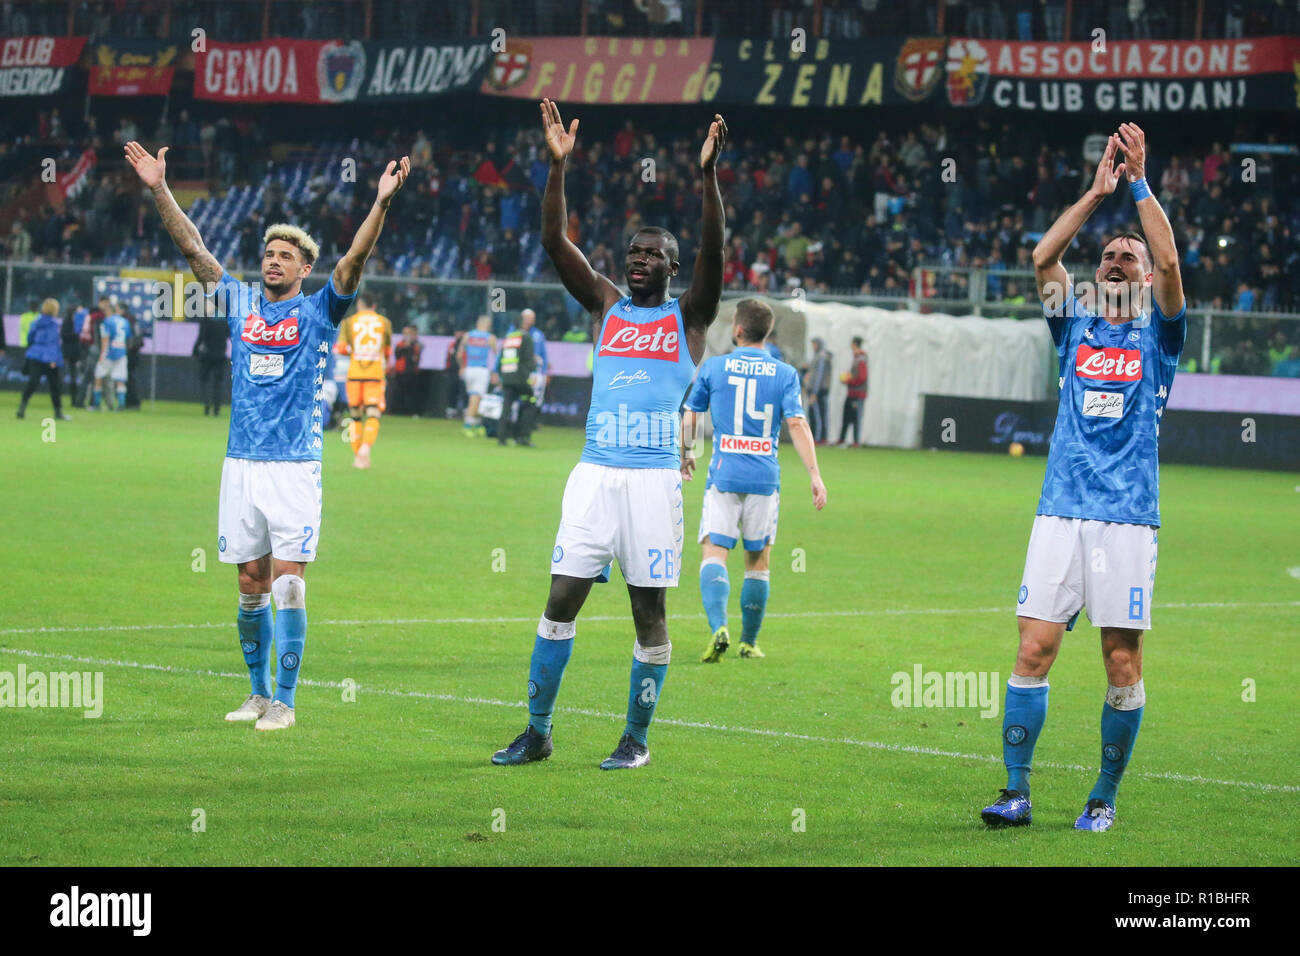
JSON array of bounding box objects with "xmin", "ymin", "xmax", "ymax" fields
[
  {"xmin": 377, "ymin": 156, "xmax": 410, "ymax": 205},
  {"xmin": 1090, "ymin": 134, "xmax": 1125, "ymax": 197},
  {"xmin": 1117, "ymin": 122, "xmax": 1146, "ymax": 183},
  {"xmin": 124, "ymin": 141, "xmax": 168, "ymax": 189}
]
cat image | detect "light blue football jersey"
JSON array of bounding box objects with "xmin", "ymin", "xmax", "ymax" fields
[
  {"xmin": 464, "ymin": 329, "xmax": 493, "ymax": 368},
  {"xmin": 685, "ymin": 345, "xmax": 804, "ymax": 495},
  {"xmin": 1037, "ymin": 291, "xmax": 1185, "ymax": 526},
  {"xmin": 212, "ymin": 271, "xmax": 354, "ymax": 462},
  {"xmin": 581, "ymin": 296, "xmax": 696, "ymax": 469},
  {"xmin": 101, "ymin": 313, "xmax": 131, "ymax": 359}
]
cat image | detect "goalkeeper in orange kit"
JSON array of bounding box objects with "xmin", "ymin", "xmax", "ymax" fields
[{"xmin": 336, "ymin": 293, "xmax": 392, "ymax": 469}]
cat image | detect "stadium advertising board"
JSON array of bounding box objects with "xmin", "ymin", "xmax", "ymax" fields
[
  {"xmin": 702, "ymin": 37, "xmax": 945, "ymax": 107},
  {"xmin": 355, "ymin": 41, "xmax": 489, "ymax": 100},
  {"xmin": 0, "ymin": 36, "xmax": 86, "ymax": 96},
  {"xmin": 922, "ymin": 394, "xmax": 1300, "ymax": 470},
  {"xmin": 945, "ymin": 36, "xmax": 1300, "ymax": 112},
  {"xmin": 480, "ymin": 36, "xmax": 716, "ymax": 103},
  {"xmin": 195, "ymin": 39, "xmax": 330, "ymax": 102},
  {"xmin": 196, "ymin": 39, "xmax": 493, "ymax": 103},
  {"xmin": 88, "ymin": 40, "xmax": 178, "ymax": 96}
]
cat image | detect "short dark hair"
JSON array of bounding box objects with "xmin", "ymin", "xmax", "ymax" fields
[
  {"xmin": 852, "ymin": 336, "xmax": 864, "ymax": 348},
  {"xmin": 1105, "ymin": 231, "xmax": 1152, "ymax": 272},
  {"xmin": 734, "ymin": 298, "xmax": 775, "ymax": 344},
  {"xmin": 632, "ymin": 226, "xmax": 679, "ymax": 263}
]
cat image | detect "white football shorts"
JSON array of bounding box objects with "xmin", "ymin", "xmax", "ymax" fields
[
  {"xmin": 551, "ymin": 461, "xmax": 684, "ymax": 587},
  {"xmin": 218, "ymin": 458, "xmax": 323, "ymax": 564},
  {"xmin": 698, "ymin": 485, "xmax": 779, "ymax": 552},
  {"xmin": 463, "ymin": 366, "xmax": 490, "ymax": 397},
  {"xmin": 1017, "ymin": 514, "xmax": 1158, "ymax": 630},
  {"xmin": 94, "ymin": 355, "xmax": 127, "ymax": 382}
]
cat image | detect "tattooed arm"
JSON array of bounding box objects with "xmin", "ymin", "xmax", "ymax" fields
[{"xmin": 124, "ymin": 141, "xmax": 223, "ymax": 285}]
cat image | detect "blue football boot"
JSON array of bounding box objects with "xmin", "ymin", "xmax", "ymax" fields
[
  {"xmin": 1073, "ymin": 798, "xmax": 1116, "ymax": 831},
  {"xmin": 491, "ymin": 725, "xmax": 553, "ymax": 765},
  {"xmin": 980, "ymin": 789, "xmax": 1033, "ymax": 827}
]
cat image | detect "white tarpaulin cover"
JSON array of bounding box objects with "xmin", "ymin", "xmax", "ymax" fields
[{"xmin": 695, "ymin": 298, "xmax": 1055, "ymax": 449}]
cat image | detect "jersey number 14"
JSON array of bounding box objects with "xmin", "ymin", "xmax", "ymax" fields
[{"xmin": 727, "ymin": 375, "xmax": 773, "ymax": 437}]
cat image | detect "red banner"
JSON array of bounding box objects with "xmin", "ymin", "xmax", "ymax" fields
[
  {"xmin": 61, "ymin": 149, "xmax": 97, "ymax": 200},
  {"xmin": 89, "ymin": 41, "xmax": 178, "ymax": 96},
  {"xmin": 481, "ymin": 36, "xmax": 715, "ymax": 104},
  {"xmin": 0, "ymin": 36, "xmax": 86, "ymax": 97},
  {"xmin": 194, "ymin": 39, "xmax": 328, "ymax": 102}
]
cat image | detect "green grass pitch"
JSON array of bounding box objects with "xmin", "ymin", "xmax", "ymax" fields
[{"xmin": 1, "ymin": 394, "xmax": 1296, "ymax": 866}]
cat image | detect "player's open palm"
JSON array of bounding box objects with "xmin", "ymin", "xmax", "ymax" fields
[
  {"xmin": 699, "ymin": 114, "xmax": 727, "ymax": 170},
  {"xmin": 1091, "ymin": 134, "xmax": 1124, "ymax": 196},
  {"xmin": 811, "ymin": 476, "xmax": 827, "ymax": 511},
  {"xmin": 1117, "ymin": 122, "xmax": 1146, "ymax": 182},
  {"xmin": 124, "ymin": 141, "xmax": 167, "ymax": 189},
  {"xmin": 377, "ymin": 156, "xmax": 410, "ymax": 204},
  {"xmin": 540, "ymin": 98, "xmax": 578, "ymax": 163}
]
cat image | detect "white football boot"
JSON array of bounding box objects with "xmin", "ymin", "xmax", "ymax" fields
[
  {"xmin": 254, "ymin": 700, "xmax": 296, "ymax": 731},
  {"xmin": 224, "ymin": 694, "xmax": 271, "ymax": 722}
]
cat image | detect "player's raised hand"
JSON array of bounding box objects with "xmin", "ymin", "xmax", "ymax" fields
[
  {"xmin": 124, "ymin": 141, "xmax": 168, "ymax": 189},
  {"xmin": 1117, "ymin": 122, "xmax": 1146, "ymax": 183},
  {"xmin": 377, "ymin": 156, "xmax": 410, "ymax": 205},
  {"xmin": 700, "ymin": 114, "xmax": 727, "ymax": 170},
  {"xmin": 811, "ymin": 475, "xmax": 827, "ymax": 511},
  {"xmin": 540, "ymin": 98, "xmax": 578, "ymax": 163},
  {"xmin": 1089, "ymin": 134, "xmax": 1125, "ymax": 197}
]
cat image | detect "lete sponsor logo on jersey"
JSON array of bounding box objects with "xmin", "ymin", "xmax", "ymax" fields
[
  {"xmin": 599, "ymin": 315, "xmax": 679, "ymax": 361},
  {"xmin": 242, "ymin": 313, "xmax": 300, "ymax": 347},
  {"xmin": 1075, "ymin": 344, "xmax": 1141, "ymax": 382},
  {"xmin": 720, "ymin": 434, "xmax": 774, "ymax": 455}
]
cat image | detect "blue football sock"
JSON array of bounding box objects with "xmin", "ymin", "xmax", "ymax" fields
[
  {"xmin": 699, "ymin": 560, "xmax": 729, "ymax": 632},
  {"xmin": 528, "ymin": 617, "xmax": 575, "ymax": 736},
  {"xmin": 1090, "ymin": 682, "xmax": 1145, "ymax": 806},
  {"xmin": 624, "ymin": 649, "xmax": 669, "ymax": 746},
  {"xmin": 272, "ymin": 608, "xmax": 306, "ymax": 708},
  {"xmin": 92, "ymin": 389, "xmax": 101, "ymax": 407},
  {"xmin": 1002, "ymin": 679, "xmax": 1049, "ymax": 795},
  {"xmin": 740, "ymin": 572, "xmax": 770, "ymax": 644},
  {"xmin": 115, "ymin": 386, "xmax": 126, "ymax": 409},
  {"xmin": 236, "ymin": 595, "xmax": 273, "ymax": 698}
]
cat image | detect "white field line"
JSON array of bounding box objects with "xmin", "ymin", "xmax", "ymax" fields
[
  {"xmin": 1, "ymin": 600, "xmax": 1297, "ymax": 638},
  {"xmin": 2, "ymin": 646, "xmax": 1297, "ymax": 796}
]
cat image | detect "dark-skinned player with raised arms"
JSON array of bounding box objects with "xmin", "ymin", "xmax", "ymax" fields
[{"xmin": 492, "ymin": 101, "xmax": 728, "ymax": 770}]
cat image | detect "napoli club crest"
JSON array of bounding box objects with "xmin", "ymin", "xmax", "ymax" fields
[{"xmin": 1005, "ymin": 725, "xmax": 1027, "ymax": 745}]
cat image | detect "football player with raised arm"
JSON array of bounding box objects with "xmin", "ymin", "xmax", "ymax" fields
[
  {"xmin": 126, "ymin": 140, "xmax": 408, "ymax": 731},
  {"xmin": 491, "ymin": 101, "xmax": 727, "ymax": 770},
  {"xmin": 980, "ymin": 124, "xmax": 1185, "ymax": 831}
]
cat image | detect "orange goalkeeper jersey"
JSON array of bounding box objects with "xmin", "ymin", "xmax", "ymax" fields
[{"xmin": 337, "ymin": 310, "xmax": 392, "ymax": 381}]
